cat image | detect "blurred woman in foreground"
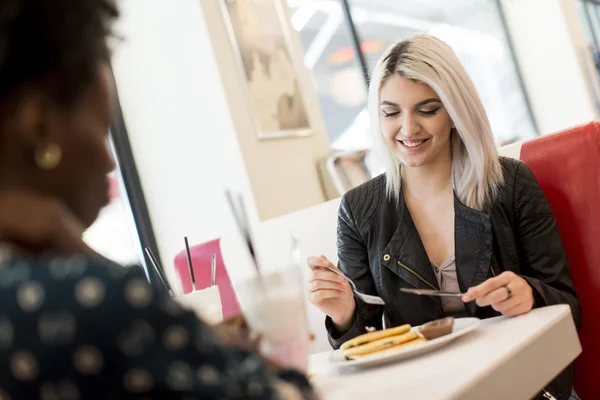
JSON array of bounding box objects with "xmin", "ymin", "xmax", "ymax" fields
[{"xmin": 0, "ymin": 0, "xmax": 314, "ymax": 398}]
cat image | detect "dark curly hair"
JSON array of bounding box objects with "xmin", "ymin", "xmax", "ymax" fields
[{"xmin": 0, "ymin": 0, "xmax": 119, "ymax": 109}]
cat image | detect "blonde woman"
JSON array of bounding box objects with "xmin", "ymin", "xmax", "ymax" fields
[{"xmin": 308, "ymin": 35, "xmax": 580, "ymax": 400}]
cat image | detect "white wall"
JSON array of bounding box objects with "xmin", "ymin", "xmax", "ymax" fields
[
  {"xmin": 111, "ymin": 0, "xmax": 331, "ymax": 281},
  {"xmin": 501, "ymin": 0, "xmax": 600, "ymax": 135},
  {"xmin": 112, "ymin": 0, "xmax": 257, "ymax": 284},
  {"xmin": 199, "ymin": 0, "xmax": 331, "ymax": 221}
]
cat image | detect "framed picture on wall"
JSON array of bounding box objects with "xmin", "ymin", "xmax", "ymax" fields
[{"xmin": 221, "ymin": 0, "xmax": 313, "ymax": 140}]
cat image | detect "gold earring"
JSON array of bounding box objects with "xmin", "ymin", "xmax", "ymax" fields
[{"xmin": 34, "ymin": 143, "xmax": 62, "ymax": 170}]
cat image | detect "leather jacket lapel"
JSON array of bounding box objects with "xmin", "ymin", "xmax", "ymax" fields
[
  {"xmin": 379, "ymin": 190, "xmax": 494, "ymax": 314},
  {"xmin": 454, "ymin": 196, "xmax": 493, "ymax": 315},
  {"xmin": 380, "ymin": 192, "xmax": 440, "ymax": 291}
]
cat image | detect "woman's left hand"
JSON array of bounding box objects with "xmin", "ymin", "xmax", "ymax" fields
[{"xmin": 462, "ymin": 271, "xmax": 534, "ymax": 317}]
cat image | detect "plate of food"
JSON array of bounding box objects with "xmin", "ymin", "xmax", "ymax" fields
[{"xmin": 328, "ymin": 317, "xmax": 480, "ymax": 371}]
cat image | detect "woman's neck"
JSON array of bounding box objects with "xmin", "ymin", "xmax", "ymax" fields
[{"xmin": 401, "ymin": 152, "xmax": 453, "ymax": 201}]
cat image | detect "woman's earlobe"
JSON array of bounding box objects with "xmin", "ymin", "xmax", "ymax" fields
[
  {"xmin": 12, "ymin": 94, "xmax": 46, "ymax": 138},
  {"xmin": 14, "ymin": 93, "xmax": 63, "ymax": 168}
]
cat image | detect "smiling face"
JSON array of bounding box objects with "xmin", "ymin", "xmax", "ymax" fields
[{"xmin": 379, "ymin": 74, "xmax": 454, "ymax": 168}]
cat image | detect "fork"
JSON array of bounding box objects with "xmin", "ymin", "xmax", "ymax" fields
[
  {"xmin": 325, "ymin": 266, "xmax": 385, "ymax": 306},
  {"xmin": 291, "ymin": 224, "xmax": 302, "ymax": 269},
  {"xmin": 292, "ymin": 227, "xmax": 385, "ymax": 306}
]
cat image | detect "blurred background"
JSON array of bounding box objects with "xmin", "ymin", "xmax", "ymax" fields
[
  {"xmin": 287, "ymin": 0, "xmax": 537, "ymax": 150},
  {"xmin": 89, "ymin": 0, "xmax": 600, "ymax": 281}
]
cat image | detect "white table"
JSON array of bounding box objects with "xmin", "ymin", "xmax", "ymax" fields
[{"xmin": 308, "ymin": 305, "xmax": 581, "ymax": 400}]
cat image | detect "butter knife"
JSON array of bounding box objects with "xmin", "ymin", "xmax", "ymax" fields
[{"xmin": 400, "ymin": 288, "xmax": 464, "ymax": 297}]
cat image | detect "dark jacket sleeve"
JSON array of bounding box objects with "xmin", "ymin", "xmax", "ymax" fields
[
  {"xmin": 513, "ymin": 162, "xmax": 581, "ymax": 330},
  {"xmin": 325, "ymin": 194, "xmax": 383, "ymax": 349}
]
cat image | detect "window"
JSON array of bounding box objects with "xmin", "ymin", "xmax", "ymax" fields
[
  {"xmin": 82, "ymin": 80, "xmax": 160, "ymax": 284},
  {"xmin": 577, "ymin": 0, "xmax": 600, "ymax": 78},
  {"xmin": 83, "ymin": 139, "xmax": 143, "ymax": 267},
  {"xmin": 287, "ymin": 0, "xmax": 537, "ymax": 150},
  {"xmin": 287, "ymin": 0, "xmax": 370, "ymax": 150}
]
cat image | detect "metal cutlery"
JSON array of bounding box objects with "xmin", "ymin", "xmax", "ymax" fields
[
  {"xmin": 291, "ymin": 224, "xmax": 301, "ymax": 268},
  {"xmin": 211, "ymin": 254, "xmax": 217, "ymax": 286},
  {"xmin": 184, "ymin": 236, "xmax": 197, "ymax": 291},
  {"xmin": 326, "ymin": 266, "xmax": 385, "ymax": 306},
  {"xmin": 400, "ymin": 288, "xmax": 464, "ymax": 298},
  {"xmin": 144, "ymin": 247, "xmax": 175, "ymax": 298}
]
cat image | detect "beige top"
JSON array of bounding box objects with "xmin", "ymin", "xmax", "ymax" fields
[{"xmin": 431, "ymin": 255, "xmax": 466, "ymax": 316}]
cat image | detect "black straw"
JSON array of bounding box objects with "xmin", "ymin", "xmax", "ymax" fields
[
  {"xmin": 225, "ymin": 190, "xmax": 260, "ymax": 274},
  {"xmin": 144, "ymin": 247, "xmax": 175, "ymax": 298},
  {"xmin": 184, "ymin": 237, "xmax": 197, "ymax": 291}
]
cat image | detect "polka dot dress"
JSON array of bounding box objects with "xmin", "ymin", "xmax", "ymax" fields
[{"xmin": 0, "ymin": 255, "xmax": 313, "ymax": 399}]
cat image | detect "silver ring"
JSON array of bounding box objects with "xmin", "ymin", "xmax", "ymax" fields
[{"xmin": 504, "ymin": 285, "xmax": 513, "ymax": 300}]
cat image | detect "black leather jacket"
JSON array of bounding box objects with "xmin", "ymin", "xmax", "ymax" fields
[{"xmin": 326, "ymin": 157, "xmax": 581, "ymax": 400}]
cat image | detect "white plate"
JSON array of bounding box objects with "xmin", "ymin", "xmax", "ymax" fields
[{"xmin": 328, "ymin": 317, "xmax": 480, "ymax": 371}]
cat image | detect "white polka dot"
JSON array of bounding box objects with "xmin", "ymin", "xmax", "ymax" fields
[
  {"xmin": 197, "ymin": 364, "xmax": 220, "ymax": 385},
  {"xmin": 166, "ymin": 361, "xmax": 193, "ymax": 391},
  {"xmin": 17, "ymin": 281, "xmax": 44, "ymax": 312},
  {"xmin": 2, "ymin": 262, "xmax": 32, "ymax": 287},
  {"xmin": 247, "ymin": 380, "xmax": 264, "ymax": 396},
  {"xmin": 158, "ymin": 298, "xmax": 185, "ymax": 317},
  {"xmin": 74, "ymin": 277, "xmax": 105, "ymax": 308},
  {"xmin": 241, "ymin": 356, "xmax": 261, "ymax": 373},
  {"xmin": 0, "ymin": 317, "xmax": 14, "ymax": 349},
  {"xmin": 163, "ymin": 325, "xmax": 189, "ymax": 350},
  {"xmin": 123, "ymin": 369, "xmax": 154, "ymax": 393},
  {"xmin": 49, "ymin": 257, "xmax": 86, "ymax": 280},
  {"xmin": 124, "ymin": 279, "xmax": 153, "ymax": 308},
  {"xmin": 117, "ymin": 320, "xmax": 155, "ymax": 357},
  {"xmin": 40, "ymin": 380, "xmax": 80, "ymax": 400},
  {"xmin": 38, "ymin": 312, "xmax": 76, "ymax": 345},
  {"xmin": 73, "ymin": 346, "xmax": 103, "ymax": 375},
  {"xmin": 10, "ymin": 351, "xmax": 38, "ymax": 381}
]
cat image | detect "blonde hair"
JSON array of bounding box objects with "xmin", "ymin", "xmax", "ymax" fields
[{"xmin": 369, "ymin": 35, "xmax": 503, "ymax": 211}]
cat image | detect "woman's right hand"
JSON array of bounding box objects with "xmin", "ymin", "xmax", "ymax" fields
[{"xmin": 307, "ymin": 255, "xmax": 356, "ymax": 332}]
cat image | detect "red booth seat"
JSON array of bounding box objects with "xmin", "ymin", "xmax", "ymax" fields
[{"xmin": 511, "ymin": 121, "xmax": 600, "ymax": 399}]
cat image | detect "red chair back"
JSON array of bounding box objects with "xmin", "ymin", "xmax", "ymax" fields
[
  {"xmin": 519, "ymin": 121, "xmax": 600, "ymax": 398},
  {"xmin": 174, "ymin": 238, "xmax": 241, "ymax": 319}
]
